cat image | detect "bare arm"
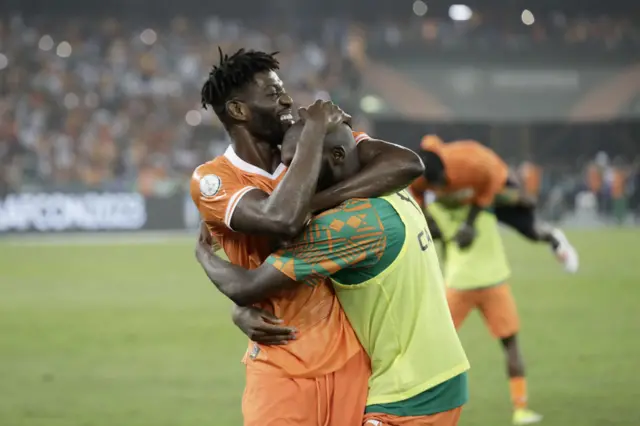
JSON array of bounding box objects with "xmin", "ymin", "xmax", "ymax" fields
[
  {"xmin": 230, "ymin": 102, "xmax": 347, "ymax": 239},
  {"xmin": 463, "ymin": 204, "xmax": 483, "ymax": 228},
  {"xmin": 195, "ymin": 240, "xmax": 296, "ymax": 306},
  {"xmin": 465, "ymin": 165, "xmax": 503, "ymax": 228},
  {"xmin": 311, "ymin": 138, "xmax": 424, "ymax": 212}
]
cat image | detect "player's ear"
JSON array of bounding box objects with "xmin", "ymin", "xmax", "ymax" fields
[
  {"xmin": 331, "ymin": 146, "xmax": 346, "ymax": 164},
  {"xmin": 226, "ymin": 99, "xmax": 249, "ymax": 122}
]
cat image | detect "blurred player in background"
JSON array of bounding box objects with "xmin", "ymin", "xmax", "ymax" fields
[
  {"xmin": 410, "ymin": 135, "xmax": 579, "ymax": 273},
  {"xmin": 192, "ymin": 48, "xmax": 424, "ymax": 425},
  {"xmin": 518, "ymin": 161, "xmax": 543, "ymax": 203},
  {"xmin": 428, "ymin": 201, "xmax": 543, "ymax": 426},
  {"xmin": 197, "ymin": 120, "xmax": 470, "ymax": 426}
]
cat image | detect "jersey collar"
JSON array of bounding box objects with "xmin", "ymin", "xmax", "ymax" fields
[{"xmin": 224, "ymin": 145, "xmax": 286, "ymax": 180}]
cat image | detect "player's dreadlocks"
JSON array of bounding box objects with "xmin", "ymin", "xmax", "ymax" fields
[{"xmin": 200, "ymin": 47, "xmax": 280, "ymax": 119}]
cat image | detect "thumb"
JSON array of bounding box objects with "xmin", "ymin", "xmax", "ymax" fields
[{"xmin": 260, "ymin": 310, "xmax": 284, "ymax": 324}]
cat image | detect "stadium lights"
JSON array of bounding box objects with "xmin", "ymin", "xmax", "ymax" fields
[
  {"xmin": 449, "ymin": 4, "xmax": 472, "ymax": 21},
  {"xmin": 84, "ymin": 93, "xmax": 99, "ymax": 108},
  {"xmin": 521, "ymin": 10, "xmax": 535, "ymax": 25},
  {"xmin": 63, "ymin": 93, "xmax": 79, "ymax": 109},
  {"xmin": 38, "ymin": 35, "xmax": 54, "ymax": 51},
  {"xmin": 360, "ymin": 95, "xmax": 384, "ymax": 113},
  {"xmin": 413, "ymin": 0, "xmax": 428, "ymax": 17},
  {"xmin": 140, "ymin": 29, "xmax": 157, "ymax": 46},
  {"xmin": 185, "ymin": 110, "xmax": 202, "ymax": 126},
  {"xmin": 56, "ymin": 41, "xmax": 72, "ymax": 58}
]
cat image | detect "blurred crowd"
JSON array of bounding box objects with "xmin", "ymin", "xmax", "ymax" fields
[
  {"xmin": 0, "ymin": 15, "xmax": 363, "ymax": 196},
  {"xmin": 1, "ymin": 10, "xmax": 640, "ymax": 201},
  {"xmin": 366, "ymin": 11, "xmax": 640, "ymax": 52}
]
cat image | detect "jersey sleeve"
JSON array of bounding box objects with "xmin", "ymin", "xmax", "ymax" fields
[
  {"xmin": 266, "ymin": 199, "xmax": 387, "ymax": 282},
  {"xmin": 190, "ymin": 164, "xmax": 257, "ymax": 230},
  {"xmin": 352, "ymin": 131, "xmax": 371, "ymax": 145}
]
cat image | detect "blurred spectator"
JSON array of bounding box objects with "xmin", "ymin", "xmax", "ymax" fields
[
  {"xmin": 0, "ymin": 14, "xmax": 362, "ymax": 195},
  {"xmin": 0, "ymin": 8, "xmax": 639, "ymax": 202}
]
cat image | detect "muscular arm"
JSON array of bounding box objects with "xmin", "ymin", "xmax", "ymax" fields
[
  {"xmin": 311, "ymin": 139, "xmax": 424, "ymax": 212},
  {"xmin": 197, "ymin": 200, "xmax": 386, "ymax": 306},
  {"xmin": 230, "ymin": 120, "xmax": 327, "ymax": 239},
  {"xmin": 195, "ymin": 242, "xmax": 296, "ymax": 306},
  {"xmin": 463, "ymin": 204, "xmax": 483, "ymax": 228},
  {"xmin": 465, "ymin": 166, "xmax": 504, "ymax": 228}
]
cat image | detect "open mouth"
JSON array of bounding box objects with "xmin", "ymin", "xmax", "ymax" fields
[{"xmin": 279, "ymin": 113, "xmax": 294, "ymax": 124}]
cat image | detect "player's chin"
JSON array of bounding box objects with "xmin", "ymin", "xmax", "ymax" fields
[{"xmin": 270, "ymin": 125, "xmax": 290, "ymax": 146}]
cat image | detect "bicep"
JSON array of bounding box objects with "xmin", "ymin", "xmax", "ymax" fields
[
  {"xmin": 227, "ymin": 188, "xmax": 270, "ymax": 232},
  {"xmin": 356, "ymin": 138, "xmax": 395, "ymax": 165},
  {"xmin": 228, "ymin": 188, "xmax": 304, "ymax": 238},
  {"xmin": 358, "ymin": 138, "xmax": 424, "ymax": 176}
]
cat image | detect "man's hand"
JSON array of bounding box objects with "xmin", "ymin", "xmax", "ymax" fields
[
  {"xmin": 298, "ymin": 100, "xmax": 351, "ymax": 132},
  {"xmin": 199, "ymin": 221, "xmax": 212, "ymax": 245},
  {"xmin": 232, "ymin": 306, "xmax": 297, "ymax": 345},
  {"xmin": 454, "ymin": 223, "xmax": 477, "ymax": 249},
  {"xmin": 196, "ymin": 221, "xmax": 222, "ymax": 263}
]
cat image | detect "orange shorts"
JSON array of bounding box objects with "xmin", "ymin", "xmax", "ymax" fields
[
  {"xmin": 363, "ymin": 406, "xmax": 463, "ymax": 426},
  {"xmin": 446, "ymin": 283, "xmax": 519, "ymax": 339},
  {"xmin": 242, "ymin": 348, "xmax": 370, "ymax": 426}
]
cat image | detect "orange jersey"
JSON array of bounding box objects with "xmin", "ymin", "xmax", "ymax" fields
[
  {"xmin": 587, "ymin": 164, "xmax": 602, "ymax": 193},
  {"xmin": 191, "ymin": 134, "xmax": 369, "ymax": 378},
  {"xmin": 411, "ymin": 139, "xmax": 509, "ymax": 208}
]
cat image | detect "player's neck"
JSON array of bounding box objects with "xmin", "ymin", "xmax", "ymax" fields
[{"xmin": 229, "ymin": 128, "xmax": 280, "ymax": 173}]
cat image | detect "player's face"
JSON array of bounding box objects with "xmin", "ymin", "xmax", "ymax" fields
[
  {"xmin": 318, "ymin": 126, "xmax": 359, "ymax": 191},
  {"xmin": 244, "ymin": 71, "xmax": 294, "ymax": 146}
]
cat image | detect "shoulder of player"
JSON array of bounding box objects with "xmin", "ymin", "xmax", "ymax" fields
[
  {"xmin": 352, "ymin": 131, "xmax": 372, "ymax": 144},
  {"xmin": 191, "ymin": 157, "xmax": 232, "ymax": 182},
  {"xmin": 190, "ymin": 157, "xmax": 247, "ymax": 201},
  {"xmin": 447, "ymin": 141, "xmax": 501, "ymax": 166},
  {"xmin": 459, "ymin": 140, "xmax": 499, "ymax": 158},
  {"xmin": 311, "ymin": 198, "xmax": 387, "ymax": 231},
  {"xmin": 447, "ymin": 140, "xmax": 483, "ymax": 153}
]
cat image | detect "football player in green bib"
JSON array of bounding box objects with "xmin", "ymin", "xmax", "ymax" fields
[
  {"xmin": 196, "ymin": 120, "xmax": 470, "ymax": 426},
  {"xmin": 427, "ymin": 201, "xmax": 543, "ymax": 426}
]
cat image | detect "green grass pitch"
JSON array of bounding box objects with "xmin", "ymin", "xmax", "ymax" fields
[{"xmin": 1, "ymin": 229, "xmax": 638, "ymax": 426}]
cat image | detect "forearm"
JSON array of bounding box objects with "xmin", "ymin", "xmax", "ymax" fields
[
  {"xmin": 195, "ymin": 245, "xmax": 266, "ymax": 306},
  {"xmin": 312, "ymin": 141, "xmax": 424, "ymax": 212},
  {"xmin": 262, "ymin": 121, "xmax": 326, "ymax": 233},
  {"xmin": 464, "ymin": 204, "xmax": 483, "ymax": 227}
]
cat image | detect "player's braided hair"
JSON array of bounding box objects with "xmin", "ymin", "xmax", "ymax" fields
[{"xmin": 200, "ymin": 47, "xmax": 280, "ymax": 118}]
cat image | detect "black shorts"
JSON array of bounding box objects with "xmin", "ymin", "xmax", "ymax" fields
[{"xmin": 494, "ymin": 176, "xmax": 539, "ymax": 241}]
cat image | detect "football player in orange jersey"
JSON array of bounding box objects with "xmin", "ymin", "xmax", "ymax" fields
[
  {"xmin": 193, "ymin": 48, "xmax": 424, "ymax": 426},
  {"xmin": 410, "ymin": 135, "xmax": 578, "ymax": 273},
  {"xmin": 197, "ymin": 120, "xmax": 470, "ymax": 426}
]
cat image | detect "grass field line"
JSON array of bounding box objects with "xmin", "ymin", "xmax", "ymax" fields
[{"xmin": 0, "ymin": 231, "xmax": 196, "ymax": 246}]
